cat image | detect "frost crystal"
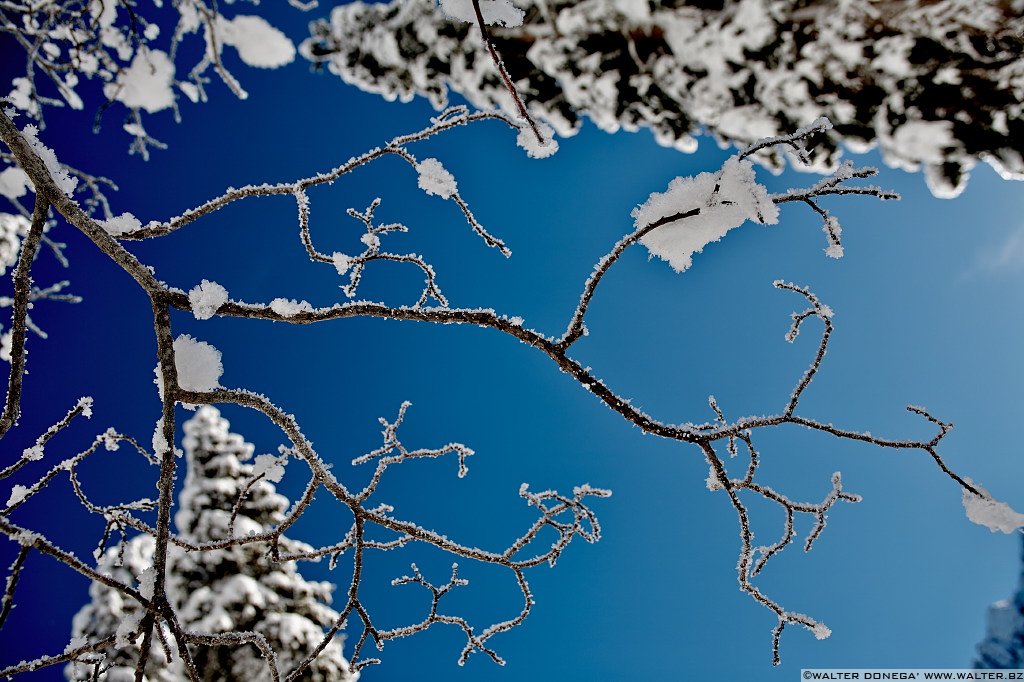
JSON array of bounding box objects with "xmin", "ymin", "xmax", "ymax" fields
[
  {"xmin": 188, "ymin": 280, "xmax": 228, "ymax": 320},
  {"xmin": 172, "ymin": 335, "xmax": 224, "ymax": 392},
  {"xmin": 416, "ymin": 158, "xmax": 458, "ymax": 198},
  {"xmin": 634, "ymin": 156, "xmax": 779, "ymax": 272},
  {"xmin": 963, "ymin": 478, "xmax": 1024, "ymax": 534}
]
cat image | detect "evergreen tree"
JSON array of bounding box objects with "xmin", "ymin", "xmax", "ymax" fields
[
  {"xmin": 976, "ymin": 536, "xmax": 1024, "ymax": 669},
  {"xmin": 303, "ymin": 0, "xmax": 1024, "ymax": 197},
  {"xmin": 66, "ymin": 407, "xmax": 354, "ymax": 682},
  {"xmin": 67, "ymin": 534, "xmax": 175, "ymax": 682}
]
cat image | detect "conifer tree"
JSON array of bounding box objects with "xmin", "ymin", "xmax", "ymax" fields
[
  {"xmin": 66, "ymin": 407, "xmax": 353, "ymax": 681},
  {"xmin": 976, "ymin": 536, "xmax": 1024, "ymax": 669}
]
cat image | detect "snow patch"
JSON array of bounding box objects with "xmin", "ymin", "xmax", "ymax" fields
[
  {"xmin": 97, "ymin": 212, "xmax": 141, "ymax": 236},
  {"xmin": 253, "ymin": 454, "xmax": 287, "ymax": 483},
  {"xmin": 439, "ymin": 0, "xmax": 524, "ymax": 26},
  {"xmin": 963, "ymin": 478, "xmax": 1024, "ymax": 534},
  {"xmin": 269, "ymin": 298, "xmax": 313, "ymax": 317},
  {"xmin": 0, "ymin": 167, "xmax": 29, "ymax": 200},
  {"xmin": 6, "ymin": 484, "xmax": 28, "ymax": 507},
  {"xmin": 332, "ymin": 252, "xmax": 353, "ymax": 276},
  {"xmin": 216, "ymin": 15, "xmax": 296, "ymax": 69},
  {"xmin": 0, "ymin": 213, "xmax": 28, "ymax": 276},
  {"xmin": 517, "ymin": 121, "xmax": 559, "ymax": 159},
  {"xmin": 634, "ymin": 156, "xmax": 778, "ymax": 272},
  {"xmin": 104, "ymin": 49, "xmax": 176, "ymax": 113},
  {"xmin": 172, "ymin": 335, "xmax": 223, "ymax": 392}
]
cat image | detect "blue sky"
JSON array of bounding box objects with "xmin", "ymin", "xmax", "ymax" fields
[{"xmin": 2, "ymin": 6, "xmax": 1024, "ymax": 680}]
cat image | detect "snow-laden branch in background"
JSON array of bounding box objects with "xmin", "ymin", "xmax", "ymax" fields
[
  {"xmin": 303, "ymin": 0, "xmax": 1024, "ymax": 198},
  {"xmin": 0, "ymin": 105, "xmax": 1006, "ymax": 673}
]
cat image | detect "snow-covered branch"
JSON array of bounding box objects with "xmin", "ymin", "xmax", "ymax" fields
[{"xmin": 0, "ymin": 85, "xmax": 1016, "ymax": 678}]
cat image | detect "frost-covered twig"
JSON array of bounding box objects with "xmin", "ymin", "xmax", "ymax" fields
[
  {"xmin": 0, "ymin": 396, "xmax": 90, "ymax": 480},
  {"xmin": 0, "ymin": 192, "xmax": 46, "ymax": 439},
  {"xmin": 0, "ymin": 543, "xmax": 28, "ymax": 630},
  {"xmin": 468, "ymin": 0, "xmax": 545, "ymax": 146}
]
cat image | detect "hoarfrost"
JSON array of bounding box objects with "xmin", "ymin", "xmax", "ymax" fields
[
  {"xmin": 101, "ymin": 427, "xmax": 120, "ymax": 451},
  {"xmin": 188, "ymin": 280, "xmax": 229, "ymax": 320},
  {"xmin": 269, "ymin": 298, "xmax": 313, "ymax": 317},
  {"xmin": 332, "ymin": 252, "xmax": 353, "ymax": 276},
  {"xmin": 97, "ymin": 212, "xmax": 142, "ymax": 236},
  {"xmin": 64, "ymin": 635, "xmax": 88, "ymax": 654},
  {"xmin": 22, "ymin": 125, "xmax": 78, "ymax": 196},
  {"xmin": 153, "ymin": 418, "xmax": 168, "ymax": 456},
  {"xmin": 416, "ymin": 158, "xmax": 457, "ymax": 198},
  {"xmin": 824, "ymin": 216, "xmax": 844, "ymax": 259},
  {"xmin": 517, "ymin": 121, "xmax": 559, "ymax": 159}
]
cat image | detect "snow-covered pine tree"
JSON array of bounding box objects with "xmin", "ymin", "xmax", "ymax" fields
[
  {"xmin": 66, "ymin": 533, "xmax": 175, "ymax": 681},
  {"xmin": 66, "ymin": 407, "xmax": 354, "ymax": 681},
  {"xmin": 302, "ymin": 0, "xmax": 1024, "ymax": 198},
  {"xmin": 975, "ymin": 536, "xmax": 1024, "ymax": 669}
]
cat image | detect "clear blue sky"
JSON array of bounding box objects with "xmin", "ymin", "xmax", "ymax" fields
[{"xmin": 2, "ymin": 6, "xmax": 1024, "ymax": 680}]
